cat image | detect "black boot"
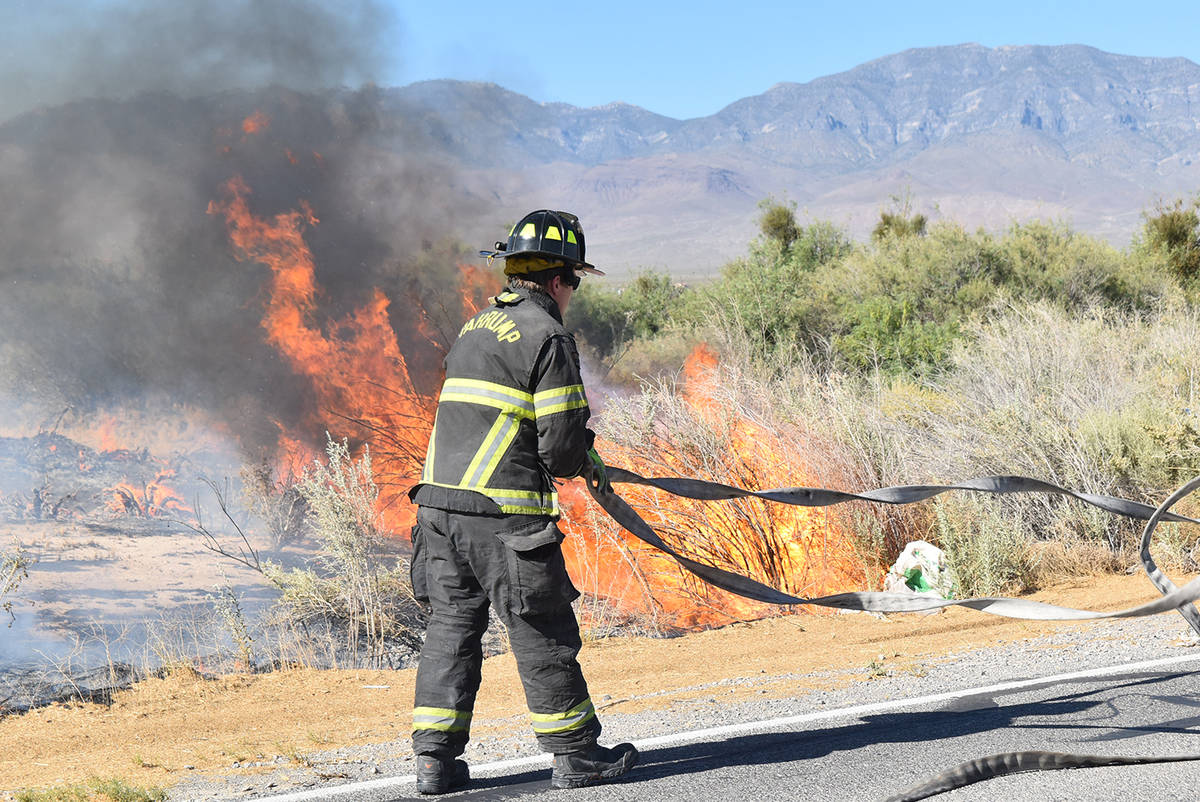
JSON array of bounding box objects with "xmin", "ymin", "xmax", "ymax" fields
[
  {"xmin": 551, "ymin": 742, "xmax": 638, "ymax": 789},
  {"xmin": 416, "ymin": 756, "xmax": 470, "ymax": 795}
]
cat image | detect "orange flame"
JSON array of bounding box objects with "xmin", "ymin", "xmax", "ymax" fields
[
  {"xmin": 242, "ymin": 111, "xmax": 269, "ymax": 135},
  {"xmin": 560, "ymin": 344, "xmax": 863, "ymax": 629},
  {"xmin": 96, "ymin": 417, "xmax": 121, "ymax": 452},
  {"xmin": 207, "ymin": 176, "xmax": 499, "ymax": 531},
  {"xmin": 105, "ymin": 470, "xmax": 191, "ymax": 518}
]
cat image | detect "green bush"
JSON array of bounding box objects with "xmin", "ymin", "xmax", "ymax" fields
[
  {"xmin": 933, "ymin": 496, "xmax": 1037, "ymax": 596},
  {"xmin": 571, "ymin": 270, "xmax": 682, "ymax": 359},
  {"xmin": 1142, "ymin": 197, "xmax": 1200, "ymax": 285}
]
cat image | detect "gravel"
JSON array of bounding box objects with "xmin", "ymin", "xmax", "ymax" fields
[{"xmin": 165, "ymin": 611, "xmax": 1200, "ymax": 801}]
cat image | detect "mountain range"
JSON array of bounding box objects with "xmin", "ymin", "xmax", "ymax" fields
[
  {"xmin": 392, "ymin": 43, "xmax": 1200, "ymax": 276},
  {"xmin": 4, "ymin": 43, "xmax": 1200, "ymax": 281}
]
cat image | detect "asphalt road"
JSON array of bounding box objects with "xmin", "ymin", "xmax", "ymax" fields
[{"xmin": 253, "ymin": 653, "xmax": 1200, "ymax": 802}]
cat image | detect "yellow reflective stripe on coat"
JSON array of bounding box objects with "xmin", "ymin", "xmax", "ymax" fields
[
  {"xmin": 422, "ymin": 411, "xmax": 440, "ymax": 483},
  {"xmin": 460, "ymin": 413, "xmax": 522, "ymax": 488},
  {"xmin": 489, "ymin": 488, "xmax": 559, "ymax": 516},
  {"xmin": 418, "ymin": 482, "xmax": 559, "ymax": 516},
  {"xmin": 533, "ymin": 384, "xmax": 588, "ymax": 417},
  {"xmin": 412, "ymin": 706, "xmax": 472, "ymax": 733},
  {"xmin": 440, "ymin": 378, "xmax": 535, "ymax": 419},
  {"xmin": 529, "ymin": 697, "xmax": 596, "ymax": 734}
]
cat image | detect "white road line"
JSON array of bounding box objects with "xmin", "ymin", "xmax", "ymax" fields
[{"xmin": 250, "ymin": 652, "xmax": 1200, "ymax": 802}]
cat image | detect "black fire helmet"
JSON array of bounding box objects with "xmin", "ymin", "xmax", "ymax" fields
[{"xmin": 479, "ymin": 209, "xmax": 605, "ymax": 276}]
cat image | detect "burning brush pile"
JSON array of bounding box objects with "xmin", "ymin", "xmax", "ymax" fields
[{"xmin": 0, "ymin": 429, "xmax": 205, "ymax": 524}]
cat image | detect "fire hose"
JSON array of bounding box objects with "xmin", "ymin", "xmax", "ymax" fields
[{"xmin": 583, "ymin": 469, "xmax": 1200, "ymax": 799}]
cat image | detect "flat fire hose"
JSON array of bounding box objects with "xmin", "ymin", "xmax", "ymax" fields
[{"xmin": 583, "ymin": 469, "xmax": 1200, "ymax": 799}]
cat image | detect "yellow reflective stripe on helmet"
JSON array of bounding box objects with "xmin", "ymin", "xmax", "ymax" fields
[
  {"xmin": 544, "ymin": 225, "xmax": 562, "ymax": 241},
  {"xmin": 440, "ymin": 378, "xmax": 535, "ymax": 419},
  {"xmin": 533, "ymin": 384, "xmax": 589, "ymax": 417},
  {"xmin": 529, "ymin": 697, "xmax": 596, "ymax": 734},
  {"xmin": 518, "ymin": 222, "xmax": 537, "ymax": 238},
  {"xmin": 567, "ymin": 230, "xmax": 577, "ymax": 245},
  {"xmin": 461, "ymin": 413, "xmax": 521, "ymax": 488},
  {"xmin": 412, "ymin": 706, "xmax": 472, "ymax": 733}
]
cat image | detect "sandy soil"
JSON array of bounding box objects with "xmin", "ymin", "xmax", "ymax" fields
[{"xmin": 3, "ymin": 571, "xmax": 1196, "ymax": 796}]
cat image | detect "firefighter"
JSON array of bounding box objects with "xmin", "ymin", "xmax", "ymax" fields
[{"xmin": 408, "ymin": 210, "xmax": 638, "ymax": 794}]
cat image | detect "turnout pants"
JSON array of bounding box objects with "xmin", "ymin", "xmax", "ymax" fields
[{"xmin": 410, "ymin": 506, "xmax": 601, "ymax": 758}]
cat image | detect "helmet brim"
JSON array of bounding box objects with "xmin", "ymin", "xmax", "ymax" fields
[{"xmin": 478, "ymin": 248, "xmax": 605, "ymax": 276}]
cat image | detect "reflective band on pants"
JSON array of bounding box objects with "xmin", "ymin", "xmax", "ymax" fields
[
  {"xmin": 412, "ymin": 706, "xmax": 472, "ymax": 734},
  {"xmin": 529, "ymin": 697, "xmax": 596, "ymax": 735}
]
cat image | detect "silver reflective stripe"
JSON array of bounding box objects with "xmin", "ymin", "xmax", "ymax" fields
[{"xmin": 529, "ymin": 697, "xmax": 596, "ymax": 734}]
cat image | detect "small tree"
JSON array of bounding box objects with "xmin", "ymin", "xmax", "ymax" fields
[
  {"xmin": 1144, "ymin": 197, "xmax": 1200, "ymax": 285},
  {"xmin": 758, "ymin": 197, "xmax": 799, "ymax": 249}
]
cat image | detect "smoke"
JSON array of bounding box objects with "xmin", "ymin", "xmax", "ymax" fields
[
  {"xmin": 0, "ymin": 1, "xmax": 480, "ymax": 455},
  {"xmin": 1, "ymin": 0, "xmax": 398, "ymax": 123}
]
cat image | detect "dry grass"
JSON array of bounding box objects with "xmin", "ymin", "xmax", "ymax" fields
[{"xmin": 588, "ymin": 301, "xmax": 1200, "ymax": 604}]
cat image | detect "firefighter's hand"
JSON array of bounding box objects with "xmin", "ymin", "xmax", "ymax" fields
[{"xmin": 585, "ymin": 448, "xmax": 611, "ymax": 494}]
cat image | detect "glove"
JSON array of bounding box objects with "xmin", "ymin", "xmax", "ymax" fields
[{"xmin": 585, "ymin": 447, "xmax": 611, "ymax": 494}]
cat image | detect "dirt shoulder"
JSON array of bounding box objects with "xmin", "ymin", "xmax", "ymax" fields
[{"xmin": 3, "ymin": 572, "xmax": 1197, "ymax": 796}]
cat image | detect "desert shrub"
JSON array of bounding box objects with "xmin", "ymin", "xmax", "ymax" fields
[
  {"xmin": 239, "ymin": 460, "xmax": 307, "ymax": 550},
  {"xmin": 269, "ymin": 436, "xmax": 421, "ymax": 666},
  {"xmin": 677, "ymin": 220, "xmax": 852, "ymax": 365},
  {"xmin": 211, "ymin": 583, "xmax": 254, "ymax": 671},
  {"xmin": 933, "ymin": 496, "xmax": 1037, "ymax": 596},
  {"xmin": 872, "ymin": 211, "xmax": 927, "ymax": 241},
  {"xmin": 590, "ymin": 300, "xmax": 1200, "ymax": 613},
  {"xmin": 821, "ymin": 302, "xmax": 1200, "ymax": 566},
  {"xmin": 990, "ymin": 220, "xmax": 1168, "ymax": 312},
  {"xmin": 2, "ymin": 540, "xmax": 29, "ymax": 625},
  {"xmin": 1141, "ymin": 197, "xmax": 1200, "ymax": 286},
  {"xmin": 588, "ymin": 347, "xmax": 885, "ymax": 626},
  {"xmin": 194, "ymin": 437, "xmax": 422, "ymax": 669},
  {"xmin": 604, "ymin": 330, "xmax": 702, "ymax": 386},
  {"xmin": 812, "ymin": 221, "xmax": 1171, "ymax": 374},
  {"xmin": 668, "ymin": 212, "xmax": 1176, "ymax": 377}
]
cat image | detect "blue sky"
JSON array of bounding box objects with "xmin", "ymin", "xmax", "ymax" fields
[
  {"xmin": 389, "ymin": 0, "xmax": 1200, "ymax": 119},
  {"xmin": 4, "ymin": 1, "xmax": 1199, "ymax": 123}
]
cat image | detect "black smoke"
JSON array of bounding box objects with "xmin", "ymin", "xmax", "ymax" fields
[{"xmin": 0, "ymin": 1, "xmax": 482, "ymax": 454}]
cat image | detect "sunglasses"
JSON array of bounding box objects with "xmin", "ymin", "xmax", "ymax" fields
[{"xmin": 565, "ymin": 272, "xmax": 581, "ymax": 290}]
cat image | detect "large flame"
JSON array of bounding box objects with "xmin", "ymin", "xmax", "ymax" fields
[{"xmin": 206, "ymin": 175, "xmax": 495, "ymax": 531}]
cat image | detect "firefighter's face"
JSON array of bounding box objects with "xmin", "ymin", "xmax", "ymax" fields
[{"xmin": 548, "ymin": 272, "xmax": 578, "ymax": 315}]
